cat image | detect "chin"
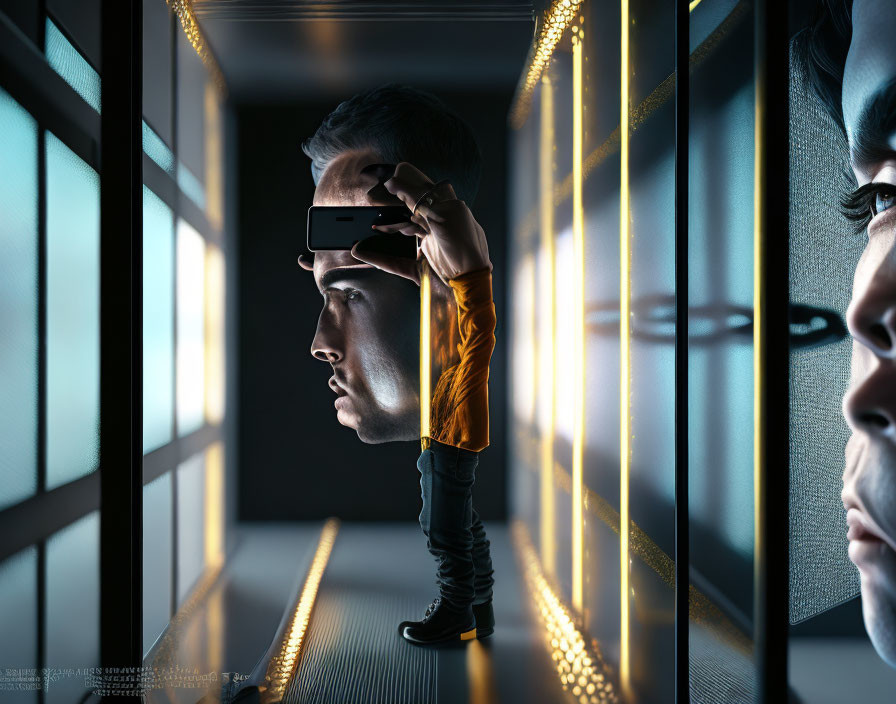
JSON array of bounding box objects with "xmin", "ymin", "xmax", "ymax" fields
[{"xmin": 863, "ymin": 585, "xmax": 896, "ymax": 668}]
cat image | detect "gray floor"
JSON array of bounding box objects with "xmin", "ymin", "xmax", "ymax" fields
[{"xmin": 789, "ymin": 638, "xmax": 896, "ymax": 704}]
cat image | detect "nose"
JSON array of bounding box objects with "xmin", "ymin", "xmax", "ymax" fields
[
  {"xmin": 843, "ymin": 371, "xmax": 896, "ymax": 438},
  {"xmin": 311, "ymin": 310, "xmax": 344, "ymax": 363},
  {"xmin": 846, "ymin": 278, "xmax": 896, "ymax": 357}
]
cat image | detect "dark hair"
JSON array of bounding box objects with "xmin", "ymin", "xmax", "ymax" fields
[
  {"xmin": 797, "ymin": 0, "xmax": 853, "ymax": 139},
  {"xmin": 301, "ymin": 84, "xmax": 482, "ymax": 204}
]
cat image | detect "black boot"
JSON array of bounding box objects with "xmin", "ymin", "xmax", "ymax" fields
[
  {"xmin": 399, "ymin": 597, "xmax": 477, "ymax": 645},
  {"xmin": 472, "ymin": 600, "xmax": 494, "ymax": 638}
]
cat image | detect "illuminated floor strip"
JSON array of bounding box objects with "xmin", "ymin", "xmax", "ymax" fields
[
  {"xmin": 513, "ymin": 520, "xmax": 619, "ymax": 704},
  {"xmin": 260, "ymin": 518, "xmax": 340, "ymax": 704}
]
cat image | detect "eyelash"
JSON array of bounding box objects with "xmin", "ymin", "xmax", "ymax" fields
[
  {"xmin": 344, "ymin": 288, "xmax": 360, "ymax": 302},
  {"xmin": 840, "ymin": 182, "xmax": 896, "ymax": 234}
]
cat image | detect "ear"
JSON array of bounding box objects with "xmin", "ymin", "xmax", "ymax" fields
[{"xmin": 298, "ymin": 253, "xmax": 315, "ymax": 271}]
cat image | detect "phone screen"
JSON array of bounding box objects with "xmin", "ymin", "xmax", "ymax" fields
[{"xmin": 306, "ymin": 205, "xmax": 415, "ymax": 255}]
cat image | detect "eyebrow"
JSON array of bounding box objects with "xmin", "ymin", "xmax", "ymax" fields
[
  {"xmin": 851, "ymin": 78, "xmax": 896, "ymax": 172},
  {"xmin": 318, "ymin": 266, "xmax": 379, "ymax": 291}
]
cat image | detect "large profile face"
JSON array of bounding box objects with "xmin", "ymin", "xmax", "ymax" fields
[
  {"xmin": 309, "ymin": 149, "xmax": 420, "ymax": 443},
  {"xmin": 840, "ymin": 0, "xmax": 896, "ymax": 668}
]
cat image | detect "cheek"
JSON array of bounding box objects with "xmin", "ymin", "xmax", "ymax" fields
[{"xmin": 354, "ymin": 311, "xmax": 416, "ymax": 410}]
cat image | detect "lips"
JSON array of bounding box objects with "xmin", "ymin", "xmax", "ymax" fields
[{"xmin": 846, "ymin": 508, "xmax": 884, "ymax": 543}]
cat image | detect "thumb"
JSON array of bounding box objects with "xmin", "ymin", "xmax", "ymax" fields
[{"xmin": 351, "ymin": 243, "xmax": 421, "ymax": 285}]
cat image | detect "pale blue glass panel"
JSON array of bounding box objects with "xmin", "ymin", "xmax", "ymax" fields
[
  {"xmin": 0, "ymin": 88, "xmax": 38, "ymax": 512},
  {"xmin": 46, "ymin": 133, "xmax": 100, "ymax": 490},
  {"xmin": 143, "ymin": 187, "xmax": 175, "ymax": 453},
  {"xmin": 176, "ymin": 219, "xmax": 205, "ymax": 435},
  {"xmin": 143, "ymin": 471, "xmax": 172, "ymax": 656},
  {"xmin": 176, "ymin": 452, "xmax": 205, "ymax": 606},
  {"xmin": 45, "ymin": 19, "xmax": 100, "ymax": 113},
  {"xmin": 0, "ymin": 547, "xmax": 38, "ymax": 686},
  {"xmin": 45, "ymin": 511, "xmax": 99, "ymax": 704},
  {"xmin": 143, "ymin": 120, "xmax": 175, "ymax": 176},
  {"xmin": 177, "ymin": 162, "xmax": 207, "ymax": 210}
]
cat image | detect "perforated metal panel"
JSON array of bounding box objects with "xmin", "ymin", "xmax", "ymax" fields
[{"xmin": 788, "ymin": 41, "xmax": 863, "ymax": 624}]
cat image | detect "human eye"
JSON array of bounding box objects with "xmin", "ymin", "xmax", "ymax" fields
[
  {"xmin": 840, "ymin": 182, "xmax": 896, "ymax": 234},
  {"xmin": 344, "ymin": 288, "xmax": 361, "ymax": 303},
  {"xmin": 873, "ymin": 186, "xmax": 896, "ymax": 216}
]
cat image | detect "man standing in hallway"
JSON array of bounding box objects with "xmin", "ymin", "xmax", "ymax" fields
[{"xmin": 298, "ymin": 84, "xmax": 497, "ymax": 644}]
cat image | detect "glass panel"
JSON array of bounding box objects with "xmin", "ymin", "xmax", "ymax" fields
[
  {"xmin": 45, "ymin": 0, "xmax": 100, "ymax": 69},
  {"xmin": 143, "ymin": 0, "xmax": 173, "ymax": 149},
  {"xmin": 204, "ymin": 244, "xmax": 225, "ymax": 426},
  {"xmin": 0, "ymin": 547, "xmax": 38, "ymax": 685},
  {"xmin": 177, "ymin": 162, "xmax": 207, "ymax": 210},
  {"xmin": 176, "ymin": 451, "xmax": 206, "ymax": 606},
  {"xmin": 176, "ymin": 31, "xmax": 207, "ymax": 207},
  {"xmin": 143, "ymin": 121, "xmax": 175, "ymax": 176},
  {"xmin": 45, "ymin": 132, "xmax": 100, "ymax": 490},
  {"xmin": 176, "ymin": 219, "xmax": 205, "ymax": 435},
  {"xmin": 143, "ymin": 186, "xmax": 175, "ymax": 454},
  {"xmin": 45, "ymin": 18, "xmax": 100, "ymax": 113},
  {"xmin": 0, "ymin": 87, "xmax": 38, "ymax": 511},
  {"xmin": 143, "ymin": 471, "xmax": 172, "ymax": 656},
  {"xmin": 45, "ymin": 511, "xmax": 99, "ymax": 704}
]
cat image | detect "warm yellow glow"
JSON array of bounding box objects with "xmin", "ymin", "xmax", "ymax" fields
[
  {"xmin": 262, "ymin": 519, "xmax": 339, "ymax": 703},
  {"xmin": 689, "ymin": 0, "xmax": 704, "ymax": 10},
  {"xmin": 510, "ymin": 0, "xmax": 585, "ymax": 128},
  {"xmin": 166, "ymin": 0, "xmax": 227, "ymax": 94},
  {"xmin": 514, "ymin": 521, "xmax": 618, "ymax": 704},
  {"xmin": 204, "ymin": 245, "xmax": 226, "ymax": 426},
  {"xmin": 619, "ymin": 0, "xmax": 632, "ymax": 698},
  {"xmin": 420, "ymin": 262, "xmax": 432, "ymax": 450},
  {"xmin": 204, "ymin": 83, "xmax": 224, "ymax": 232},
  {"xmin": 204, "ymin": 441, "xmax": 224, "ymax": 570},
  {"xmin": 571, "ymin": 35, "xmax": 585, "ymax": 616},
  {"xmin": 207, "ymin": 583, "xmax": 224, "ymax": 677},
  {"xmin": 539, "ymin": 75, "xmax": 557, "ymax": 579},
  {"xmin": 466, "ymin": 640, "xmax": 499, "ymax": 704}
]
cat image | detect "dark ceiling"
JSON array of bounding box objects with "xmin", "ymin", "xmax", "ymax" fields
[{"xmin": 193, "ymin": 0, "xmax": 536, "ymax": 103}]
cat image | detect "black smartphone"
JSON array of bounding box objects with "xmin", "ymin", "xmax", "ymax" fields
[{"xmin": 306, "ymin": 205, "xmax": 415, "ymax": 256}]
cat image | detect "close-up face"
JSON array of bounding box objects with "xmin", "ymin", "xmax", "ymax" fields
[
  {"xmin": 309, "ymin": 149, "xmax": 420, "ymax": 443},
  {"xmin": 841, "ymin": 0, "xmax": 896, "ymax": 668}
]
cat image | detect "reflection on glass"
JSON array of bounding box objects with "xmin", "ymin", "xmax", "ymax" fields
[
  {"xmin": 205, "ymin": 442, "xmax": 225, "ymax": 570},
  {"xmin": 177, "ymin": 219, "xmax": 205, "ymax": 435},
  {"xmin": 45, "ymin": 19, "xmax": 100, "ymax": 112},
  {"xmin": 46, "ymin": 512, "xmax": 99, "ymax": 704},
  {"xmin": 177, "ymin": 452, "xmax": 206, "ymax": 606},
  {"xmin": 144, "ymin": 187, "xmax": 175, "ymax": 454},
  {"xmin": 0, "ymin": 547, "xmax": 38, "ymax": 676},
  {"xmin": 143, "ymin": 471, "xmax": 172, "ymax": 656},
  {"xmin": 46, "ymin": 132, "xmax": 100, "ymax": 490},
  {"xmin": 0, "ymin": 88, "xmax": 38, "ymax": 511},
  {"xmin": 143, "ymin": 120, "xmax": 175, "ymax": 176}
]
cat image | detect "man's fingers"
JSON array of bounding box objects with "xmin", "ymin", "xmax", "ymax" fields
[
  {"xmin": 372, "ymin": 222, "xmax": 426, "ymax": 237},
  {"xmin": 350, "ymin": 243, "xmax": 421, "ymax": 285}
]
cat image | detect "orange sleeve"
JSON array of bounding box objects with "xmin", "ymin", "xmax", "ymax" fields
[{"xmin": 429, "ymin": 268, "xmax": 496, "ymax": 453}]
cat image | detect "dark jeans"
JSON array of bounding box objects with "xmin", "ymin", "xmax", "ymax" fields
[{"xmin": 416, "ymin": 439, "xmax": 495, "ymax": 610}]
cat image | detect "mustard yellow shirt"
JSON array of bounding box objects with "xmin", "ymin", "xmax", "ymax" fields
[{"xmin": 428, "ymin": 268, "xmax": 496, "ymax": 453}]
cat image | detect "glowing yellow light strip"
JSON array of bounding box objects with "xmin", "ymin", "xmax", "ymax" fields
[
  {"xmin": 420, "ymin": 262, "xmax": 432, "ymax": 450},
  {"xmin": 167, "ymin": 0, "xmax": 227, "ymax": 94},
  {"xmin": 619, "ymin": 0, "xmax": 632, "ymax": 698},
  {"xmin": 513, "ymin": 520, "xmax": 618, "ymax": 704},
  {"xmin": 571, "ymin": 32, "xmax": 585, "ymax": 615},
  {"xmin": 539, "ymin": 76, "xmax": 557, "ymax": 578},
  {"xmin": 509, "ymin": 0, "xmax": 585, "ymax": 129},
  {"xmin": 689, "ymin": 0, "xmax": 704, "ymax": 11},
  {"xmin": 262, "ymin": 519, "xmax": 339, "ymax": 703}
]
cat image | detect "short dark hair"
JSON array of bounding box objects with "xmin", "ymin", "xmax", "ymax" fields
[
  {"xmin": 301, "ymin": 84, "xmax": 482, "ymax": 204},
  {"xmin": 797, "ymin": 0, "xmax": 853, "ymax": 139}
]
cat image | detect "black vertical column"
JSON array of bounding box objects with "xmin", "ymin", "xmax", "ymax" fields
[
  {"xmin": 754, "ymin": 0, "xmax": 789, "ymax": 700},
  {"xmin": 99, "ymin": 0, "xmax": 143, "ymax": 694},
  {"xmin": 674, "ymin": 0, "xmax": 690, "ymax": 702}
]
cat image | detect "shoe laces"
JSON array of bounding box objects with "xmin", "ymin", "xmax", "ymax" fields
[{"xmin": 423, "ymin": 597, "xmax": 441, "ymax": 620}]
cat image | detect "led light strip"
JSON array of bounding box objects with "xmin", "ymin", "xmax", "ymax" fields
[
  {"xmin": 509, "ymin": 0, "xmax": 585, "ymax": 129},
  {"xmin": 420, "ymin": 262, "xmax": 432, "ymax": 450},
  {"xmin": 571, "ymin": 29, "xmax": 585, "ymax": 615},
  {"xmin": 618, "ymin": 0, "xmax": 632, "ymax": 698},
  {"xmin": 261, "ymin": 518, "xmax": 339, "ymax": 703},
  {"xmin": 513, "ymin": 520, "xmax": 619, "ymax": 704},
  {"xmin": 166, "ymin": 0, "xmax": 227, "ymax": 94},
  {"xmin": 539, "ymin": 75, "xmax": 557, "ymax": 578}
]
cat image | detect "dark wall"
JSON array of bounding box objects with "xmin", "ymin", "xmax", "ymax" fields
[{"xmin": 237, "ymin": 90, "xmax": 510, "ymax": 521}]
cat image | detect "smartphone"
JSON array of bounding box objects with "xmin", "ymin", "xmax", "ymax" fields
[{"xmin": 306, "ymin": 205, "xmax": 415, "ymax": 256}]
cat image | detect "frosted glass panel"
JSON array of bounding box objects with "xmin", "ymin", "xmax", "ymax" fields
[
  {"xmin": 46, "ymin": 133, "xmax": 100, "ymax": 490},
  {"xmin": 45, "ymin": 511, "xmax": 99, "ymax": 704},
  {"xmin": 143, "ymin": 121, "xmax": 175, "ymax": 176},
  {"xmin": 45, "ymin": 19, "xmax": 100, "ymax": 113},
  {"xmin": 177, "ymin": 220, "xmax": 205, "ymax": 435},
  {"xmin": 0, "ymin": 88, "xmax": 38, "ymax": 511},
  {"xmin": 0, "ymin": 547, "xmax": 38, "ymax": 679},
  {"xmin": 177, "ymin": 452, "xmax": 205, "ymax": 605},
  {"xmin": 144, "ymin": 187, "xmax": 175, "ymax": 453},
  {"xmin": 205, "ymin": 245, "xmax": 226, "ymax": 426},
  {"xmin": 143, "ymin": 472, "xmax": 172, "ymax": 656}
]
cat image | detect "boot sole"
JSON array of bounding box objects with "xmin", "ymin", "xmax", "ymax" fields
[{"xmin": 401, "ymin": 627, "xmax": 477, "ymax": 645}]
